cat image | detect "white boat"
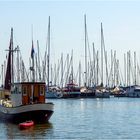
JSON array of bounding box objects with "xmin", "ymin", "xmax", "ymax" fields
[
  {"xmin": 0, "ymin": 28, "xmax": 54, "ymax": 123},
  {"xmin": 126, "ymin": 85, "xmax": 140, "ymax": 97},
  {"xmin": 80, "ymin": 87, "xmax": 95, "ymax": 98},
  {"xmin": 46, "ymin": 86, "xmax": 63, "ymax": 98},
  {"xmin": 95, "ymin": 89, "xmax": 110, "ymax": 98}
]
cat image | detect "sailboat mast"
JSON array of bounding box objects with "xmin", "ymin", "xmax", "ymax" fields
[
  {"xmin": 111, "ymin": 50, "xmax": 113, "ymax": 87},
  {"xmin": 134, "ymin": 51, "xmax": 136, "ymax": 85},
  {"xmin": 16, "ymin": 45, "xmax": 20, "ymax": 82},
  {"xmin": 105, "ymin": 51, "xmax": 108, "ymax": 86},
  {"xmin": 47, "ymin": 16, "xmax": 50, "ymax": 89},
  {"xmin": 65, "ymin": 54, "xmax": 69, "ymax": 86},
  {"xmin": 71, "ymin": 50, "xmax": 73, "ymax": 84},
  {"xmin": 61, "ymin": 53, "xmax": 63, "ymax": 88},
  {"xmin": 92, "ymin": 43, "xmax": 96, "ymax": 87},
  {"xmin": 79, "ymin": 61, "xmax": 81, "ymax": 87},
  {"xmin": 50, "ymin": 64, "xmax": 53, "ymax": 86},
  {"xmin": 31, "ymin": 40, "xmax": 35, "ymax": 82},
  {"xmin": 4, "ymin": 28, "xmax": 14, "ymax": 90},
  {"xmin": 11, "ymin": 28, "xmax": 14, "ymax": 85},
  {"xmin": 114, "ymin": 50, "xmax": 116, "ymax": 87},
  {"xmin": 31, "ymin": 25, "xmax": 35, "ymax": 82},
  {"xmin": 101, "ymin": 23, "xmax": 103, "ymax": 86},
  {"xmin": 1, "ymin": 64, "xmax": 3, "ymax": 87},
  {"xmin": 84, "ymin": 14, "xmax": 87, "ymax": 87},
  {"xmin": 124, "ymin": 53, "xmax": 126, "ymax": 86},
  {"xmin": 96, "ymin": 50, "xmax": 99, "ymax": 85},
  {"xmin": 128, "ymin": 51, "xmax": 131, "ymax": 86},
  {"xmin": 35, "ymin": 54, "xmax": 38, "ymax": 81},
  {"xmin": 54, "ymin": 63, "xmax": 56, "ymax": 86},
  {"xmin": 37, "ymin": 40, "xmax": 41, "ymax": 81}
]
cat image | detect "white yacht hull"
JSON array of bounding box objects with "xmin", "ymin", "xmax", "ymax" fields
[
  {"xmin": 95, "ymin": 92, "xmax": 110, "ymax": 98},
  {"xmin": 46, "ymin": 91, "xmax": 63, "ymax": 98}
]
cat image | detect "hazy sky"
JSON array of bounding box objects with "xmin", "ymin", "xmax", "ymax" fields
[{"xmin": 0, "ymin": 0, "xmax": 140, "ymax": 83}]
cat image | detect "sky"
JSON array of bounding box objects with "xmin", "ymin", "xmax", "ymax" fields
[{"xmin": 0, "ymin": 0, "xmax": 140, "ymax": 85}]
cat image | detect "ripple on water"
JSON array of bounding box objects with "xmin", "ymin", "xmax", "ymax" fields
[{"xmin": 0, "ymin": 98, "xmax": 140, "ymax": 139}]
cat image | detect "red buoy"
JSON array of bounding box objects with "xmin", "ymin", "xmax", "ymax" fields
[{"xmin": 19, "ymin": 120, "xmax": 34, "ymax": 129}]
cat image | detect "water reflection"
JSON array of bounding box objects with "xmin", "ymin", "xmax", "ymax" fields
[
  {"xmin": 1, "ymin": 98, "xmax": 140, "ymax": 139},
  {"xmin": 4, "ymin": 122, "xmax": 53, "ymax": 139}
]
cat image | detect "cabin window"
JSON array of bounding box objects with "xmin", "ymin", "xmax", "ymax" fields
[
  {"xmin": 15, "ymin": 87, "xmax": 18, "ymax": 94},
  {"xmin": 40, "ymin": 86, "xmax": 44, "ymax": 95},
  {"xmin": 19, "ymin": 86, "xmax": 22, "ymax": 94},
  {"xmin": 22, "ymin": 86, "xmax": 27, "ymax": 96}
]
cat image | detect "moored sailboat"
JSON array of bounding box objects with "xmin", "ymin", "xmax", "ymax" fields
[
  {"xmin": 46, "ymin": 85, "xmax": 63, "ymax": 98},
  {"xmin": 44, "ymin": 17, "xmax": 63, "ymax": 99}
]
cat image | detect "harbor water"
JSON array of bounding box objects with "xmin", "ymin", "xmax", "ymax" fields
[{"xmin": 1, "ymin": 97, "xmax": 140, "ymax": 139}]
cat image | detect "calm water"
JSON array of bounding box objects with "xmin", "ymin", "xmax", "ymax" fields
[{"xmin": 1, "ymin": 97, "xmax": 140, "ymax": 139}]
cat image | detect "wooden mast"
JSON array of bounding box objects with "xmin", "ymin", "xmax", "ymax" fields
[{"xmin": 4, "ymin": 28, "xmax": 13, "ymax": 90}]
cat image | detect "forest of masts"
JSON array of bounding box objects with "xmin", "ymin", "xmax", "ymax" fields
[{"xmin": 0, "ymin": 15, "xmax": 140, "ymax": 89}]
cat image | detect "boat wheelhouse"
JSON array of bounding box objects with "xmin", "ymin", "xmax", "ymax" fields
[{"xmin": 11, "ymin": 82, "xmax": 46, "ymax": 106}]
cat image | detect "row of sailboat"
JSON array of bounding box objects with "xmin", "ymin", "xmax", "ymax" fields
[
  {"xmin": 45, "ymin": 15, "xmax": 110, "ymax": 98},
  {"xmin": 1, "ymin": 15, "xmax": 140, "ymax": 107},
  {"xmin": 45, "ymin": 15, "xmax": 140, "ymax": 98}
]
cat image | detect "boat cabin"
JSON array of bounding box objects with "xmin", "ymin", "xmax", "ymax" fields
[
  {"xmin": 11, "ymin": 82, "xmax": 46, "ymax": 106},
  {"xmin": 0, "ymin": 88, "xmax": 10, "ymax": 99},
  {"xmin": 126, "ymin": 85, "xmax": 140, "ymax": 97}
]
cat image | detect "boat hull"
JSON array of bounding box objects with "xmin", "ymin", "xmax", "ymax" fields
[
  {"xmin": 46, "ymin": 91, "xmax": 63, "ymax": 99},
  {"xmin": 80, "ymin": 92, "xmax": 95, "ymax": 98},
  {"xmin": 62, "ymin": 92, "xmax": 81, "ymax": 98},
  {"xmin": 0, "ymin": 103, "xmax": 54, "ymax": 123},
  {"xmin": 95, "ymin": 92, "xmax": 110, "ymax": 98}
]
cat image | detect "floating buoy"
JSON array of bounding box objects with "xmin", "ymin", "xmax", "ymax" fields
[{"xmin": 19, "ymin": 120, "xmax": 34, "ymax": 129}]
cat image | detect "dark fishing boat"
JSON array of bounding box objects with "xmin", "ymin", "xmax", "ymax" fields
[
  {"xmin": 0, "ymin": 28, "xmax": 54, "ymax": 123},
  {"xmin": 62, "ymin": 82, "xmax": 81, "ymax": 98}
]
